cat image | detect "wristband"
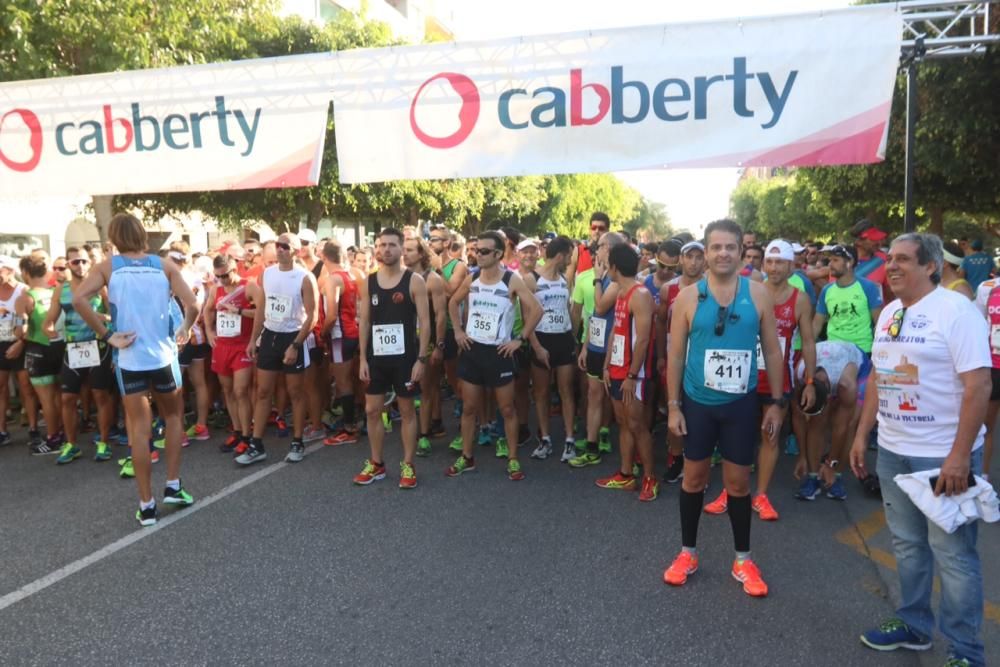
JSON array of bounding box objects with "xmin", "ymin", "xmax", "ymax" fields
[
  {"xmin": 805, "ymin": 377, "xmax": 814, "ymax": 385},
  {"xmin": 627, "ymin": 372, "xmax": 639, "ymax": 380},
  {"xmin": 418, "ymin": 355, "xmax": 429, "ymax": 363},
  {"xmin": 668, "ymin": 399, "xmax": 682, "ymax": 407},
  {"xmin": 100, "ymin": 330, "xmax": 113, "ymax": 343}
]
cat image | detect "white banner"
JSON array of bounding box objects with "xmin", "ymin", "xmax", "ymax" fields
[
  {"xmin": 331, "ymin": 5, "xmax": 902, "ymax": 183},
  {"xmin": 0, "ymin": 55, "xmax": 333, "ymax": 198}
]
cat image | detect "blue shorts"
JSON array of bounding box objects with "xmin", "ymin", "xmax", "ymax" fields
[
  {"xmin": 609, "ymin": 378, "xmax": 649, "ymax": 402},
  {"xmin": 116, "ymin": 359, "xmax": 182, "ymax": 396},
  {"xmin": 680, "ymin": 391, "xmax": 759, "ymax": 466}
]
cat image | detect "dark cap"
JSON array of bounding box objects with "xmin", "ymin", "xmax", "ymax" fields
[{"xmin": 827, "ymin": 244, "xmax": 857, "ymax": 263}]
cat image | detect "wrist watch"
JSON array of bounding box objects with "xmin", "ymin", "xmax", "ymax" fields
[
  {"xmin": 100, "ymin": 330, "xmax": 113, "ymax": 343},
  {"xmin": 418, "ymin": 355, "xmax": 430, "ymax": 363},
  {"xmin": 436, "ymin": 341, "xmax": 445, "ymax": 350},
  {"xmin": 827, "ymin": 459, "xmax": 840, "ymax": 469},
  {"xmin": 627, "ymin": 372, "xmax": 639, "ymax": 380}
]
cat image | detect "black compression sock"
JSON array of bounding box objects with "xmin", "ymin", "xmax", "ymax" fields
[
  {"xmin": 341, "ymin": 395, "xmax": 355, "ymax": 425},
  {"xmin": 679, "ymin": 488, "xmax": 705, "ymax": 549},
  {"xmin": 728, "ymin": 493, "xmax": 752, "ymax": 553}
]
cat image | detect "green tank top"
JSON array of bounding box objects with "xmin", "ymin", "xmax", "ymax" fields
[
  {"xmin": 27, "ymin": 287, "xmax": 53, "ymax": 345},
  {"xmin": 442, "ymin": 259, "xmax": 460, "ymax": 330},
  {"xmin": 787, "ymin": 274, "xmax": 806, "ymax": 352},
  {"xmin": 60, "ymin": 282, "xmax": 103, "ymax": 342}
]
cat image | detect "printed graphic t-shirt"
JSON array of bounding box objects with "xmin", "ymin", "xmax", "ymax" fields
[{"xmin": 871, "ymin": 287, "xmax": 990, "ymax": 458}]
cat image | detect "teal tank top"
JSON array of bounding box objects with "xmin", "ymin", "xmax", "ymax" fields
[
  {"xmin": 683, "ymin": 277, "xmax": 760, "ymax": 405},
  {"xmin": 60, "ymin": 282, "xmax": 103, "ymax": 342}
]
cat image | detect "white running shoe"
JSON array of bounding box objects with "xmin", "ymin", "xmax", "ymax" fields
[
  {"xmin": 560, "ymin": 440, "xmax": 576, "ymax": 462},
  {"xmin": 531, "ymin": 438, "xmax": 553, "ymax": 460}
]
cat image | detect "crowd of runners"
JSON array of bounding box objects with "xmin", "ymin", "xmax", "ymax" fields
[{"xmin": 0, "ymin": 211, "xmax": 993, "ymax": 665}]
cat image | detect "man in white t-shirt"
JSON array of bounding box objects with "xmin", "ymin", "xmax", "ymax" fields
[{"xmin": 849, "ymin": 233, "xmax": 990, "ymax": 667}]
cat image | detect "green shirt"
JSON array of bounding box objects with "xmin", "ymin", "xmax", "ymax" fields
[
  {"xmin": 572, "ymin": 268, "xmax": 595, "ymax": 344},
  {"xmin": 817, "ymin": 277, "xmax": 883, "ymax": 354},
  {"xmin": 27, "ymin": 287, "xmax": 53, "ymax": 346}
]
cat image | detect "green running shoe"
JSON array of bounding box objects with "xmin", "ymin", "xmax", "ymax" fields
[
  {"xmin": 448, "ymin": 435, "xmax": 463, "ymax": 452},
  {"xmin": 631, "ymin": 461, "xmax": 641, "ymax": 477},
  {"xmin": 495, "ymin": 437, "xmax": 509, "ymax": 459},
  {"xmin": 569, "ymin": 451, "xmax": 602, "ymax": 468},
  {"xmin": 574, "ymin": 438, "xmax": 588, "ymax": 453},
  {"xmin": 163, "ymin": 484, "xmax": 195, "ymax": 506},
  {"xmin": 119, "ymin": 456, "xmax": 134, "ymax": 478},
  {"xmin": 445, "ymin": 455, "xmax": 476, "ymax": 477},
  {"xmin": 382, "ymin": 412, "xmax": 393, "ymax": 433},
  {"xmin": 507, "ymin": 457, "xmax": 525, "ymax": 481},
  {"xmin": 710, "ymin": 447, "xmax": 722, "ymax": 467},
  {"xmin": 94, "ymin": 440, "xmax": 112, "ymax": 462},
  {"xmin": 598, "ymin": 427, "xmax": 612, "ymax": 454},
  {"xmin": 56, "ymin": 442, "xmax": 81, "ymax": 465},
  {"xmin": 416, "ymin": 436, "xmax": 431, "ymax": 457}
]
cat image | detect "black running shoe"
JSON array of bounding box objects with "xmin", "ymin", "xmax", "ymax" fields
[
  {"xmin": 135, "ymin": 504, "xmax": 158, "ymax": 527},
  {"xmin": 663, "ymin": 454, "xmax": 684, "ymax": 484}
]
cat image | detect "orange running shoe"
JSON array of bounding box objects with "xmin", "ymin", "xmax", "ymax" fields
[
  {"xmin": 353, "ymin": 459, "xmax": 387, "ymax": 485},
  {"xmin": 663, "ymin": 551, "xmax": 699, "ymax": 586},
  {"xmin": 324, "ymin": 430, "xmax": 358, "ymax": 446},
  {"xmin": 732, "ymin": 558, "xmax": 769, "ymax": 597},
  {"xmin": 399, "ymin": 462, "xmax": 417, "ymax": 489},
  {"xmin": 638, "ymin": 476, "xmax": 659, "ymax": 502},
  {"xmin": 233, "ymin": 441, "xmax": 249, "ymax": 456},
  {"xmin": 752, "ymin": 493, "xmax": 779, "ymax": 521},
  {"xmin": 150, "ymin": 450, "xmax": 160, "ymax": 464},
  {"xmin": 704, "ymin": 489, "xmax": 728, "ymax": 514},
  {"xmin": 595, "ymin": 471, "xmax": 637, "ymax": 490}
]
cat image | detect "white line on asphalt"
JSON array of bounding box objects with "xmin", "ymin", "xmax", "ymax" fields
[{"xmin": 0, "ymin": 442, "xmax": 325, "ymax": 612}]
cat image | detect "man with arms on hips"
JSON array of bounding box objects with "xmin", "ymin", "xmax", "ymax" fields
[
  {"xmin": 664, "ymin": 219, "xmax": 785, "ymax": 597},
  {"xmin": 43, "ymin": 246, "xmax": 116, "ymax": 464},
  {"xmin": 703, "ymin": 239, "xmax": 816, "ymax": 520},
  {"xmin": 850, "ymin": 233, "xmax": 990, "ymax": 667},
  {"xmin": 445, "ymin": 231, "xmax": 542, "ymax": 481},
  {"xmin": 528, "ymin": 236, "xmax": 579, "ymax": 463},
  {"xmin": 204, "ymin": 254, "xmax": 259, "ymax": 455},
  {"xmin": 354, "ymin": 228, "xmax": 430, "ymax": 489},
  {"xmin": 593, "ymin": 244, "xmax": 658, "ymax": 500},
  {"xmin": 73, "ymin": 213, "xmax": 200, "ymax": 526},
  {"xmin": 813, "ymin": 244, "xmax": 883, "ymax": 356},
  {"xmin": 240, "ymin": 232, "xmax": 319, "ymax": 466}
]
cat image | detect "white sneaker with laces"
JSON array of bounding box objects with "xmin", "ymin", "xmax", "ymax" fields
[
  {"xmin": 531, "ymin": 438, "xmax": 552, "ymax": 460},
  {"xmin": 560, "ymin": 440, "xmax": 576, "ymax": 462},
  {"xmin": 302, "ymin": 426, "xmax": 325, "ymax": 443}
]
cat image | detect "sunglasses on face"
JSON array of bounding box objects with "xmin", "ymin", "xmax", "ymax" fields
[
  {"xmin": 69, "ymin": 258, "xmax": 89, "ymax": 266},
  {"xmin": 590, "ymin": 224, "xmax": 607, "ymax": 232},
  {"xmin": 275, "ymin": 242, "xmax": 291, "ymax": 251},
  {"xmin": 429, "ymin": 237, "xmax": 446, "ymax": 243},
  {"xmin": 888, "ymin": 307, "xmax": 906, "ymax": 338},
  {"xmin": 215, "ymin": 270, "xmax": 233, "ymax": 278},
  {"xmin": 53, "ymin": 265, "xmax": 68, "ymax": 271},
  {"xmin": 657, "ymin": 259, "xmax": 678, "ymax": 270},
  {"xmin": 476, "ymin": 248, "xmax": 499, "ymax": 256}
]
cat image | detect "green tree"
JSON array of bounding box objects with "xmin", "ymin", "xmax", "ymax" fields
[
  {"xmin": 622, "ymin": 198, "xmax": 674, "ymax": 242},
  {"xmin": 529, "ymin": 174, "xmax": 643, "ymax": 239}
]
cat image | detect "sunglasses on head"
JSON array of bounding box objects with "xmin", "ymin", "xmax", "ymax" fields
[
  {"xmin": 275, "ymin": 242, "xmax": 291, "ymax": 251},
  {"xmin": 888, "ymin": 307, "xmax": 906, "ymax": 338}
]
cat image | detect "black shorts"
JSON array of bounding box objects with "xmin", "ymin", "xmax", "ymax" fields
[
  {"xmin": 609, "ymin": 378, "xmax": 650, "ymax": 402},
  {"xmin": 532, "ymin": 331, "xmax": 576, "ymax": 368},
  {"xmin": 366, "ymin": 359, "xmax": 419, "ymax": 398},
  {"xmin": 60, "ymin": 341, "xmax": 114, "ymax": 394},
  {"xmin": 329, "ymin": 337, "xmax": 359, "ymax": 364},
  {"xmin": 25, "ymin": 341, "xmax": 65, "ymax": 380},
  {"xmin": 178, "ymin": 342, "xmax": 211, "ymax": 366},
  {"xmin": 514, "ymin": 344, "xmax": 531, "ymax": 372},
  {"xmin": 586, "ymin": 348, "xmax": 605, "ymax": 379},
  {"xmin": 681, "ymin": 392, "xmax": 759, "ymax": 466},
  {"xmin": 256, "ymin": 329, "xmax": 309, "ymax": 373},
  {"xmin": 458, "ymin": 341, "xmax": 517, "ymax": 388},
  {"xmin": 444, "ymin": 328, "xmax": 459, "ymax": 361},
  {"xmin": 0, "ymin": 341, "xmax": 25, "ymax": 372},
  {"xmin": 991, "ymin": 368, "xmax": 1000, "ymax": 402},
  {"xmin": 116, "ymin": 360, "xmax": 182, "ymax": 396}
]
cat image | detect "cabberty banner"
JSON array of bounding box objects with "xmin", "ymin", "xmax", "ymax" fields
[
  {"xmin": 0, "ymin": 54, "xmax": 333, "ymax": 198},
  {"xmin": 331, "ymin": 5, "xmax": 902, "ymax": 183}
]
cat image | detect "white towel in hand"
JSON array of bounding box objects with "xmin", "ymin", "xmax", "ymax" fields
[{"xmin": 894, "ymin": 469, "xmax": 1000, "ymax": 534}]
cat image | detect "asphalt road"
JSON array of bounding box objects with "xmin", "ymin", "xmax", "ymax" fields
[{"xmin": 0, "ymin": 407, "xmax": 996, "ymax": 666}]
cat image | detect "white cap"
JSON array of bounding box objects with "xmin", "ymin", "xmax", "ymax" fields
[
  {"xmin": 298, "ymin": 228, "xmax": 318, "ymax": 244},
  {"xmin": 0, "ymin": 256, "xmax": 17, "ymax": 271},
  {"xmin": 764, "ymin": 240, "xmax": 794, "ymax": 262},
  {"xmin": 791, "ymin": 242, "xmax": 805, "ymax": 254},
  {"xmin": 516, "ymin": 239, "xmax": 538, "ymax": 251},
  {"xmin": 681, "ymin": 241, "xmax": 704, "ymax": 255}
]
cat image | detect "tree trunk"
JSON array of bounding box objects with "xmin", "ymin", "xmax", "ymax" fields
[
  {"xmin": 929, "ymin": 206, "xmax": 944, "ymax": 236},
  {"xmin": 307, "ymin": 198, "xmax": 323, "ymax": 229},
  {"xmin": 92, "ymin": 195, "xmax": 113, "ymax": 242}
]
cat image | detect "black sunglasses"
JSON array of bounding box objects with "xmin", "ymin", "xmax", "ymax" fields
[
  {"xmin": 275, "ymin": 242, "xmax": 291, "ymax": 251},
  {"xmin": 69, "ymin": 258, "xmax": 89, "ymax": 266},
  {"xmin": 888, "ymin": 307, "xmax": 906, "ymax": 338},
  {"xmin": 53, "ymin": 265, "xmax": 68, "ymax": 271},
  {"xmin": 714, "ymin": 304, "xmax": 740, "ymax": 336},
  {"xmin": 476, "ymin": 248, "xmax": 500, "ymax": 256}
]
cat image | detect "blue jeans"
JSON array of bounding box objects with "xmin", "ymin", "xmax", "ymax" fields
[{"xmin": 876, "ymin": 446, "xmax": 985, "ymax": 666}]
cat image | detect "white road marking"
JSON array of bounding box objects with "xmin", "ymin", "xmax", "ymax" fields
[{"xmin": 0, "ymin": 442, "xmax": 325, "ymax": 612}]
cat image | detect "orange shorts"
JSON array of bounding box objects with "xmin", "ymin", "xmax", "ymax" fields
[{"xmin": 211, "ymin": 342, "xmax": 253, "ymax": 376}]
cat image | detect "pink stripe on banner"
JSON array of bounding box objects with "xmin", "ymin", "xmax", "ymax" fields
[
  {"xmin": 234, "ymin": 143, "xmax": 321, "ymax": 189},
  {"xmin": 659, "ymin": 102, "xmax": 892, "ymax": 169}
]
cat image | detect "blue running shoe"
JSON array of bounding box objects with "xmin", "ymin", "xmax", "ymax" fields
[
  {"xmin": 796, "ymin": 475, "xmax": 822, "ymax": 501},
  {"xmin": 826, "ymin": 477, "xmax": 847, "ymax": 501},
  {"xmin": 477, "ymin": 428, "xmax": 492, "ymax": 447},
  {"xmin": 860, "ymin": 618, "xmax": 931, "ymax": 652},
  {"xmin": 453, "ymin": 399, "xmax": 463, "ymax": 419},
  {"xmin": 784, "ymin": 434, "xmax": 799, "ymax": 456}
]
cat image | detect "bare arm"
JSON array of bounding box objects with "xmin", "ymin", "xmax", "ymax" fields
[
  {"xmin": 321, "ymin": 273, "xmax": 343, "ymax": 338},
  {"xmin": 443, "ymin": 261, "xmax": 468, "ymax": 298},
  {"xmin": 163, "ymin": 262, "xmax": 199, "ymax": 333},
  {"xmin": 796, "ymin": 290, "xmax": 818, "ymax": 406},
  {"xmin": 72, "ymin": 262, "xmax": 113, "ymax": 336},
  {"xmin": 752, "ymin": 283, "xmax": 783, "ymax": 401},
  {"xmin": 296, "ymin": 273, "xmax": 319, "ymax": 346},
  {"xmin": 937, "ymin": 368, "xmax": 991, "ymax": 495},
  {"xmin": 358, "ymin": 276, "xmax": 371, "ymax": 360},
  {"xmin": 511, "ymin": 273, "xmax": 542, "ymax": 340},
  {"xmin": 429, "ymin": 273, "xmax": 447, "ymax": 346},
  {"xmin": 411, "ymin": 273, "xmax": 431, "ymax": 359},
  {"xmin": 447, "ymin": 275, "xmax": 473, "ymax": 339},
  {"xmin": 42, "ymin": 285, "xmax": 63, "ymax": 338}
]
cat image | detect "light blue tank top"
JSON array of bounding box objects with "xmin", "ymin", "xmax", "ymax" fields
[
  {"xmin": 109, "ymin": 255, "xmax": 175, "ymax": 371},
  {"xmin": 684, "ymin": 276, "xmax": 759, "ymax": 405}
]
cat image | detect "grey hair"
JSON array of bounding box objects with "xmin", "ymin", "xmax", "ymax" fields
[
  {"xmin": 892, "ymin": 232, "xmax": 943, "ymax": 285},
  {"xmin": 602, "ymin": 232, "xmax": 627, "ymax": 248}
]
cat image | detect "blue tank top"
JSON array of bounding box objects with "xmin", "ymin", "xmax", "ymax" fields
[
  {"xmin": 586, "ymin": 275, "xmax": 614, "ymax": 353},
  {"xmin": 60, "ymin": 282, "xmax": 103, "ymax": 343},
  {"xmin": 109, "ymin": 255, "xmax": 175, "ymax": 371},
  {"xmin": 644, "ymin": 274, "xmax": 661, "ymax": 306},
  {"xmin": 683, "ymin": 276, "xmax": 759, "ymax": 405}
]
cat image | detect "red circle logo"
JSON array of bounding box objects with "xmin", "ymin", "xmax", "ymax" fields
[
  {"xmin": 409, "ymin": 73, "xmax": 480, "ymax": 149},
  {"xmin": 0, "ymin": 108, "xmax": 43, "ymax": 172},
  {"xmin": 392, "ymin": 291, "xmax": 405, "ymax": 304}
]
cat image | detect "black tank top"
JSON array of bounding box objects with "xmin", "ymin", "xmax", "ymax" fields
[
  {"xmin": 422, "ymin": 270, "xmax": 436, "ymax": 345},
  {"xmin": 311, "ymin": 261, "xmax": 323, "ymax": 280},
  {"xmin": 367, "ymin": 269, "xmax": 417, "ymax": 364}
]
